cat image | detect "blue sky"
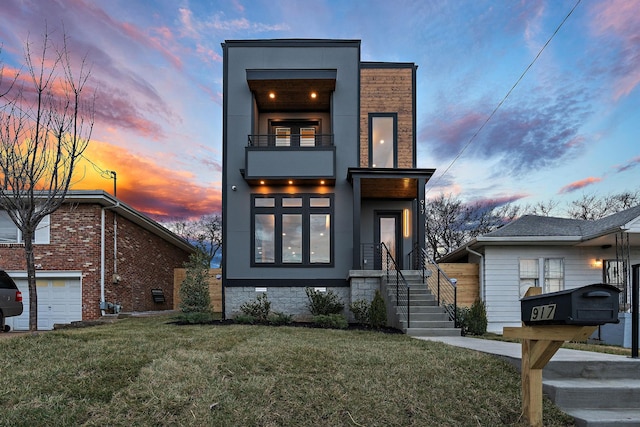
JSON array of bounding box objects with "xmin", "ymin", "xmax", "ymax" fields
[{"xmin": 1, "ymin": 0, "xmax": 638, "ymax": 220}]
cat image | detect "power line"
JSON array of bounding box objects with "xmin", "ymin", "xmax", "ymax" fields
[{"xmin": 425, "ymin": 0, "xmax": 582, "ymax": 195}]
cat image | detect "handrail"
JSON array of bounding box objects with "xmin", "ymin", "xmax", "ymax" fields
[
  {"xmin": 379, "ymin": 242, "xmax": 411, "ymax": 329},
  {"xmin": 248, "ymin": 134, "xmax": 334, "ymax": 147},
  {"xmin": 360, "ymin": 242, "xmax": 412, "ymax": 329},
  {"xmin": 418, "ymin": 246, "xmax": 458, "ymax": 328}
]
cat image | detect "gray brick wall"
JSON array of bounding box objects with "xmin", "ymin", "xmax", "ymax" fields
[{"xmin": 225, "ymin": 272, "xmax": 382, "ymax": 322}]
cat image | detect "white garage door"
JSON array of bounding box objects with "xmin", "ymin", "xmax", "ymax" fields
[{"xmin": 7, "ymin": 275, "xmax": 82, "ymax": 331}]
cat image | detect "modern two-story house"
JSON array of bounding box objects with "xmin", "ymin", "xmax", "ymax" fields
[{"xmin": 222, "ymin": 39, "xmax": 439, "ymax": 322}]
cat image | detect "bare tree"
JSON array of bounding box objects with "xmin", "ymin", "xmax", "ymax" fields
[
  {"xmin": 425, "ymin": 194, "xmax": 521, "ymax": 259},
  {"xmin": 165, "ymin": 214, "xmax": 222, "ymax": 267},
  {"xmin": 524, "ymin": 199, "xmax": 560, "ymax": 217},
  {"xmin": 0, "ymin": 30, "xmax": 94, "ymax": 331}
]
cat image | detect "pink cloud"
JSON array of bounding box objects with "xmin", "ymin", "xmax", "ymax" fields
[
  {"xmin": 558, "ymin": 177, "xmax": 602, "ymax": 194},
  {"xmin": 614, "ymin": 156, "xmax": 640, "ymax": 173},
  {"xmin": 590, "ymin": 0, "xmax": 640, "ymax": 100}
]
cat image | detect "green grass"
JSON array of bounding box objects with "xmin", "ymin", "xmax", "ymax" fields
[{"xmin": 0, "ymin": 315, "xmax": 575, "ymax": 426}]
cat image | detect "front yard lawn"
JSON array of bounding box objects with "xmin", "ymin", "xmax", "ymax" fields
[{"xmin": 0, "ymin": 315, "xmax": 574, "ymax": 426}]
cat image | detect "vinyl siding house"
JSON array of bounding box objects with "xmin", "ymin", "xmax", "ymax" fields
[
  {"xmin": 0, "ymin": 190, "xmax": 194, "ymax": 330},
  {"xmin": 439, "ymin": 205, "xmax": 640, "ymax": 346},
  {"xmin": 221, "ymin": 39, "xmax": 454, "ymax": 334}
]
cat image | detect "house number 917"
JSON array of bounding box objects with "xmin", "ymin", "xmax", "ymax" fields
[{"xmin": 529, "ymin": 304, "xmax": 556, "ymax": 321}]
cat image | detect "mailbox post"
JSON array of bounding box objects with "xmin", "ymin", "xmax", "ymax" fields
[{"xmin": 504, "ymin": 284, "xmax": 620, "ymax": 427}]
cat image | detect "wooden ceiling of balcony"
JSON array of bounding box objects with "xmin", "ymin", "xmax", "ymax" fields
[{"xmin": 248, "ymin": 79, "xmax": 335, "ymax": 112}]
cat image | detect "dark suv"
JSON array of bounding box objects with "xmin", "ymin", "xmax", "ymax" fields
[{"xmin": 0, "ymin": 270, "xmax": 23, "ymax": 332}]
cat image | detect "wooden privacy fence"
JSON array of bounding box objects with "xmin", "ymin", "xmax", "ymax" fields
[
  {"xmin": 437, "ymin": 263, "xmax": 479, "ymax": 307},
  {"xmin": 173, "ymin": 268, "xmax": 222, "ymax": 313}
]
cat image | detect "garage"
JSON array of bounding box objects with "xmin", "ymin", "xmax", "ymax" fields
[{"xmin": 5, "ymin": 272, "xmax": 82, "ymax": 331}]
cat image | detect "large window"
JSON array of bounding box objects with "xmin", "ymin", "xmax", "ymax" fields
[
  {"xmin": 0, "ymin": 211, "xmax": 50, "ymax": 244},
  {"xmin": 252, "ymin": 194, "xmax": 332, "ymax": 266},
  {"xmin": 519, "ymin": 258, "xmax": 564, "ymax": 297},
  {"xmin": 369, "ymin": 113, "xmax": 397, "ymax": 168}
]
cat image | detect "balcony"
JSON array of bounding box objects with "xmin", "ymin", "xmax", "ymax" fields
[{"xmin": 244, "ymin": 134, "xmax": 335, "ymax": 185}]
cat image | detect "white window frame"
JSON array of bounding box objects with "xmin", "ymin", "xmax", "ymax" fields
[
  {"xmin": 0, "ymin": 211, "xmax": 50, "ymax": 244},
  {"xmin": 519, "ymin": 257, "xmax": 564, "ymax": 297}
]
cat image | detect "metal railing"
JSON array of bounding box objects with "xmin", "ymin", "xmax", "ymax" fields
[
  {"xmin": 248, "ymin": 134, "xmax": 334, "ymax": 148},
  {"xmin": 412, "ymin": 245, "xmax": 458, "ymax": 328},
  {"xmin": 361, "ymin": 243, "xmax": 411, "ymax": 328}
]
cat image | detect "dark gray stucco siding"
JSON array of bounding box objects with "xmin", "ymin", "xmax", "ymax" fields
[{"xmin": 223, "ymin": 42, "xmax": 359, "ymax": 282}]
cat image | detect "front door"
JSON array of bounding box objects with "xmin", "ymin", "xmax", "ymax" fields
[{"xmin": 374, "ymin": 211, "xmax": 402, "ymax": 270}]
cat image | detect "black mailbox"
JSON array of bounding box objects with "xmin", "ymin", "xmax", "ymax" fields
[{"xmin": 521, "ymin": 284, "xmax": 620, "ymax": 326}]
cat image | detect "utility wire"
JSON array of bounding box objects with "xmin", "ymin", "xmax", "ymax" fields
[
  {"xmin": 425, "ymin": 0, "xmax": 582, "ymax": 195},
  {"xmin": 80, "ymin": 152, "xmax": 113, "ymax": 180}
]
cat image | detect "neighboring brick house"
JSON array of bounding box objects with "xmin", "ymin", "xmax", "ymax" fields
[
  {"xmin": 0, "ymin": 190, "xmax": 194, "ymax": 330},
  {"xmin": 222, "ymin": 39, "xmax": 435, "ymax": 323}
]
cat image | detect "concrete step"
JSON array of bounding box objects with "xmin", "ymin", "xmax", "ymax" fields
[
  {"xmin": 544, "ymin": 360, "xmax": 640, "ymax": 381},
  {"xmin": 407, "ymin": 305, "xmax": 448, "ymax": 314},
  {"xmin": 399, "ymin": 312, "xmax": 449, "ymax": 321},
  {"xmin": 400, "ymin": 320, "xmax": 454, "ymax": 329},
  {"xmin": 404, "ymin": 327, "xmax": 461, "ymax": 337},
  {"xmin": 544, "ymin": 378, "xmax": 640, "ymax": 410},
  {"xmin": 561, "ymin": 409, "xmax": 640, "ymax": 427}
]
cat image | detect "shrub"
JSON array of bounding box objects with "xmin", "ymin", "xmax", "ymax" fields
[
  {"xmin": 234, "ymin": 314, "xmax": 256, "ymax": 324},
  {"xmin": 369, "ymin": 290, "xmax": 387, "ymax": 329},
  {"xmin": 312, "ymin": 314, "xmax": 348, "ymax": 329},
  {"xmin": 239, "ymin": 294, "xmax": 271, "ymax": 323},
  {"xmin": 268, "ymin": 311, "xmax": 293, "ymax": 326},
  {"xmin": 466, "ymin": 299, "xmax": 488, "ymax": 335},
  {"xmin": 349, "ymin": 299, "xmax": 370, "ymax": 325},
  {"xmin": 179, "ymin": 251, "xmax": 212, "ymax": 315},
  {"xmin": 177, "ymin": 311, "xmax": 214, "ymax": 324},
  {"xmin": 447, "ymin": 304, "xmax": 471, "ymax": 336},
  {"xmin": 305, "ymin": 287, "xmax": 344, "ymax": 316}
]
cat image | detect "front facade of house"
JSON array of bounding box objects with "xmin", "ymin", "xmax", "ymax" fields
[
  {"xmin": 222, "ymin": 39, "xmax": 433, "ymax": 318},
  {"xmin": 0, "ymin": 190, "xmax": 193, "ymax": 330},
  {"xmin": 441, "ymin": 208, "xmax": 640, "ymax": 344}
]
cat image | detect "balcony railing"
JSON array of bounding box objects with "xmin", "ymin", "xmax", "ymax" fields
[{"xmin": 248, "ymin": 134, "xmax": 334, "ymax": 148}]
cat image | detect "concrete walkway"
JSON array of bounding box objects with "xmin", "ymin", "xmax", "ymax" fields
[
  {"xmin": 415, "ymin": 335, "xmax": 637, "ymax": 364},
  {"xmin": 416, "ymin": 336, "xmax": 640, "ymax": 427}
]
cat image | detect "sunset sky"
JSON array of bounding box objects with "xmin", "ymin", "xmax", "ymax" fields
[{"xmin": 1, "ymin": 0, "xmax": 638, "ymax": 221}]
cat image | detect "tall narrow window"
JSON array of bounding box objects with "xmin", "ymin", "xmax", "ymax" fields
[
  {"xmin": 275, "ymin": 127, "xmax": 290, "ymax": 146},
  {"xmin": 254, "ymin": 214, "xmax": 275, "ymax": 263},
  {"xmin": 310, "ymin": 214, "xmax": 330, "ymax": 263},
  {"xmin": 300, "ymin": 127, "xmax": 316, "ymax": 147},
  {"xmin": 519, "ymin": 259, "xmax": 539, "ymax": 298},
  {"xmin": 369, "ymin": 113, "xmax": 397, "ymax": 168},
  {"xmin": 544, "ymin": 258, "xmax": 564, "ymax": 293},
  {"xmin": 282, "ymin": 214, "xmax": 302, "ymax": 263}
]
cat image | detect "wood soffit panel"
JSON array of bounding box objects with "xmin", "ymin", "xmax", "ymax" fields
[
  {"xmin": 360, "ymin": 177, "xmax": 418, "ymax": 199},
  {"xmin": 248, "ymin": 79, "xmax": 335, "ymax": 112}
]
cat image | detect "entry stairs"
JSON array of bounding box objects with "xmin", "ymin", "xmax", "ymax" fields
[
  {"xmin": 385, "ymin": 270, "xmax": 460, "ymax": 337},
  {"xmin": 543, "ymin": 358, "xmax": 640, "ymax": 426}
]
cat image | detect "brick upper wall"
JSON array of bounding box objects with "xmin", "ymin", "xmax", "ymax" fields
[
  {"xmin": 360, "ymin": 67, "xmax": 415, "ymax": 168},
  {"xmin": 0, "ymin": 203, "xmax": 191, "ymax": 320}
]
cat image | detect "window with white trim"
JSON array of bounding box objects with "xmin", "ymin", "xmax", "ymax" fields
[
  {"xmin": 519, "ymin": 258, "xmax": 564, "ymax": 297},
  {"xmin": 0, "ymin": 211, "xmax": 50, "ymax": 244}
]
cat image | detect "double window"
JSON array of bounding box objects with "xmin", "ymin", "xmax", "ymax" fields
[
  {"xmin": 519, "ymin": 258, "xmax": 564, "ymax": 297},
  {"xmin": 368, "ymin": 113, "xmax": 397, "ymax": 168},
  {"xmin": 253, "ymin": 194, "xmax": 332, "ymax": 266},
  {"xmin": 0, "ymin": 211, "xmax": 50, "ymax": 244}
]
